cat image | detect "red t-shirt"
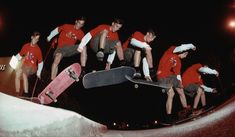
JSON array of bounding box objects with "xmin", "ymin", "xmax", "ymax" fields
[
  {"xmin": 162, "ymin": 46, "xmax": 176, "ymax": 57},
  {"xmin": 19, "ymin": 43, "xmax": 43, "ymax": 71},
  {"xmin": 123, "ymin": 31, "xmax": 145, "ymax": 50},
  {"xmin": 157, "ymin": 46, "xmax": 181, "ymax": 79},
  {"xmin": 90, "ymin": 24, "xmax": 119, "ymax": 41},
  {"xmin": 182, "ymin": 63, "xmax": 203, "ymax": 87},
  {"xmin": 57, "ymin": 24, "xmax": 84, "ymax": 48}
]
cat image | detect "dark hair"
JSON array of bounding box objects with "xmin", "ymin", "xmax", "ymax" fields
[
  {"xmin": 77, "ymin": 16, "xmax": 87, "ymax": 22},
  {"xmin": 147, "ymin": 29, "xmax": 156, "ymax": 36},
  {"xmin": 32, "ymin": 31, "xmax": 40, "ymax": 37},
  {"xmin": 113, "ymin": 18, "xmax": 124, "ymax": 25}
]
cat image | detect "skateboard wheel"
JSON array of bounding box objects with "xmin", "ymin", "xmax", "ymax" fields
[
  {"xmin": 134, "ymin": 84, "xmax": 139, "ymax": 88},
  {"xmin": 75, "ymin": 78, "xmax": 79, "ymax": 82}
]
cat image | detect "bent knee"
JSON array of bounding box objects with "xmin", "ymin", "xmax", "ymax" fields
[
  {"xmin": 197, "ymin": 87, "xmax": 204, "ymax": 94},
  {"xmin": 115, "ymin": 41, "xmax": 122, "ymax": 47},
  {"xmin": 145, "ymin": 48, "xmax": 152, "ymax": 52},
  {"xmin": 168, "ymin": 88, "xmax": 175, "ymax": 98},
  {"xmin": 53, "ymin": 53, "xmax": 62, "ymax": 64}
]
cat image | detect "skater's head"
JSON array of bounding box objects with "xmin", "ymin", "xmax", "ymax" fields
[
  {"xmin": 31, "ymin": 31, "xmax": 40, "ymax": 45},
  {"xmin": 75, "ymin": 16, "xmax": 86, "ymax": 29},
  {"xmin": 145, "ymin": 29, "xmax": 156, "ymax": 43},
  {"xmin": 111, "ymin": 18, "xmax": 124, "ymax": 32}
]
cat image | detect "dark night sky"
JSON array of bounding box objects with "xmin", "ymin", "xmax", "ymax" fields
[
  {"xmin": 0, "ymin": 0, "xmax": 234, "ymax": 55},
  {"xmin": 0, "ymin": 0, "xmax": 234, "ymax": 81},
  {"xmin": 0, "ymin": 0, "xmax": 235, "ymax": 128}
]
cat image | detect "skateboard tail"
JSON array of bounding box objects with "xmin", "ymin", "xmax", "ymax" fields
[{"xmin": 46, "ymin": 91, "xmax": 57, "ymax": 103}]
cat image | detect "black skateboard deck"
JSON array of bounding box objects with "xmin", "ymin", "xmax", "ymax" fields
[
  {"xmin": 83, "ymin": 66, "xmax": 136, "ymax": 89},
  {"xmin": 160, "ymin": 106, "xmax": 215, "ymax": 126},
  {"xmin": 175, "ymin": 106, "xmax": 215, "ymax": 124}
]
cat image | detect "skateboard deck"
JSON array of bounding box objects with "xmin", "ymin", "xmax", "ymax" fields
[
  {"xmin": 38, "ymin": 63, "xmax": 81, "ymax": 104},
  {"xmin": 160, "ymin": 106, "xmax": 215, "ymax": 126},
  {"xmin": 175, "ymin": 106, "xmax": 215, "ymax": 124},
  {"xmin": 125, "ymin": 75, "xmax": 172, "ymax": 89},
  {"xmin": 83, "ymin": 66, "xmax": 136, "ymax": 89}
]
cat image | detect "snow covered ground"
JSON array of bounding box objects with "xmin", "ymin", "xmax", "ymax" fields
[
  {"xmin": 1, "ymin": 91, "xmax": 234, "ymax": 137},
  {"xmin": 0, "ymin": 92, "xmax": 107, "ymax": 137}
]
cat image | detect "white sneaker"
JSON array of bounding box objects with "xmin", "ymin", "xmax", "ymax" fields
[
  {"xmin": 96, "ymin": 51, "xmax": 104, "ymax": 61},
  {"xmin": 133, "ymin": 72, "xmax": 142, "ymax": 79}
]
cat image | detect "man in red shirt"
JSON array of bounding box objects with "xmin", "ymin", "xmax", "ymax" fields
[
  {"xmin": 77, "ymin": 18, "xmax": 125, "ymax": 70},
  {"xmin": 47, "ymin": 17, "xmax": 86, "ymax": 80},
  {"xmin": 15, "ymin": 32, "xmax": 43, "ymax": 95},
  {"xmin": 157, "ymin": 44, "xmax": 196, "ymax": 123},
  {"xmin": 123, "ymin": 29, "xmax": 156, "ymax": 81},
  {"xmin": 182, "ymin": 63, "xmax": 219, "ymax": 115}
]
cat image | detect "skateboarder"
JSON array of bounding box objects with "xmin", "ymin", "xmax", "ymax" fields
[
  {"xmin": 47, "ymin": 17, "xmax": 86, "ymax": 80},
  {"xmin": 15, "ymin": 31, "xmax": 43, "ymax": 96},
  {"xmin": 76, "ymin": 18, "xmax": 126, "ymax": 70},
  {"xmin": 122, "ymin": 29, "xmax": 156, "ymax": 81},
  {"xmin": 156, "ymin": 44, "xmax": 196, "ymax": 123},
  {"xmin": 182, "ymin": 63, "xmax": 219, "ymax": 115}
]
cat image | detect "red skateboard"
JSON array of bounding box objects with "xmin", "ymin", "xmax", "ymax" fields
[{"xmin": 38, "ymin": 63, "xmax": 81, "ymax": 104}]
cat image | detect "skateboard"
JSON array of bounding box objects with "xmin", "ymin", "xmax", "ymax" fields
[
  {"xmin": 160, "ymin": 106, "xmax": 215, "ymax": 126},
  {"xmin": 83, "ymin": 66, "xmax": 136, "ymax": 89},
  {"xmin": 175, "ymin": 106, "xmax": 215, "ymax": 124},
  {"xmin": 38, "ymin": 63, "xmax": 81, "ymax": 104},
  {"xmin": 125, "ymin": 75, "xmax": 172, "ymax": 89}
]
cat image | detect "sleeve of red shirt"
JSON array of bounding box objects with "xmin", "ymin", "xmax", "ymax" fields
[
  {"xmin": 90, "ymin": 25, "xmax": 107, "ymax": 37},
  {"xmin": 58, "ymin": 24, "xmax": 66, "ymax": 32},
  {"xmin": 77, "ymin": 31, "xmax": 84, "ymax": 41},
  {"xmin": 132, "ymin": 31, "xmax": 145, "ymax": 41},
  {"xmin": 166, "ymin": 46, "xmax": 176, "ymax": 55}
]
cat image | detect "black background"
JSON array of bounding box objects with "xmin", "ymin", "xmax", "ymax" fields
[{"xmin": 0, "ymin": 0, "xmax": 235, "ymax": 129}]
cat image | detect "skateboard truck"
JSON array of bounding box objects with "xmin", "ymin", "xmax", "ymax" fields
[
  {"xmin": 45, "ymin": 91, "xmax": 57, "ymax": 103},
  {"xmin": 67, "ymin": 68, "xmax": 79, "ymax": 82},
  {"xmin": 134, "ymin": 84, "xmax": 168, "ymax": 93}
]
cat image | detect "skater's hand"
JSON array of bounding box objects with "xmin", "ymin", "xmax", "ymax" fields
[
  {"xmin": 145, "ymin": 45, "xmax": 152, "ymax": 50},
  {"xmin": 77, "ymin": 46, "xmax": 83, "ymax": 53},
  {"xmin": 37, "ymin": 74, "xmax": 41, "ymax": 79},
  {"xmin": 215, "ymin": 72, "xmax": 219, "ymax": 77},
  {"xmin": 212, "ymin": 89, "xmax": 218, "ymax": 93},
  {"xmin": 105, "ymin": 63, "xmax": 111, "ymax": 70},
  {"xmin": 47, "ymin": 36, "xmax": 51, "ymax": 42},
  {"xmin": 145, "ymin": 76, "xmax": 152, "ymax": 81}
]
